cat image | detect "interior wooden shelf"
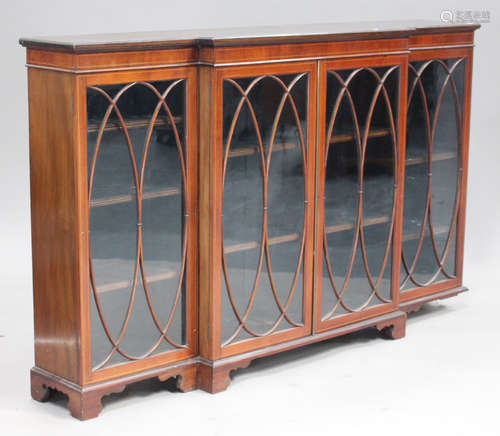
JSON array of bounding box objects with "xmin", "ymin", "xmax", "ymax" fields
[
  {"xmin": 324, "ymin": 215, "xmax": 390, "ymax": 234},
  {"xmin": 90, "ymin": 187, "xmax": 181, "ymax": 208},
  {"xmin": 227, "ymin": 128, "xmax": 392, "ymax": 159},
  {"xmin": 228, "ymin": 141, "xmax": 297, "ymax": 158},
  {"xmin": 224, "ymin": 215, "xmax": 391, "ymax": 255},
  {"xmin": 331, "ymin": 127, "xmax": 391, "ymax": 144},
  {"xmin": 87, "ymin": 115, "xmax": 182, "ymax": 133},
  {"xmin": 223, "ymin": 232, "xmax": 301, "ymax": 254},
  {"xmin": 95, "ymin": 221, "xmax": 452, "ymax": 294},
  {"xmin": 223, "ymin": 215, "xmax": 450, "ymax": 256},
  {"xmin": 406, "ymin": 151, "xmax": 457, "ymax": 166},
  {"xmin": 87, "ymin": 127, "xmax": 400, "ymax": 210},
  {"xmin": 342, "ymin": 150, "xmax": 458, "ymax": 169},
  {"xmin": 96, "ymin": 217, "xmax": 394, "ymax": 294},
  {"xmin": 96, "ymin": 270, "xmax": 178, "ymax": 293},
  {"xmin": 402, "ymin": 225, "xmax": 449, "ymax": 242}
]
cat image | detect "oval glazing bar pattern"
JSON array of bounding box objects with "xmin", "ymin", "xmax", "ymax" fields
[
  {"xmin": 320, "ymin": 66, "xmax": 400, "ymax": 320},
  {"xmin": 87, "ymin": 80, "xmax": 190, "ymax": 369},
  {"xmin": 221, "ymin": 74, "xmax": 309, "ymax": 346},
  {"xmin": 402, "ymin": 58, "xmax": 465, "ymax": 290}
]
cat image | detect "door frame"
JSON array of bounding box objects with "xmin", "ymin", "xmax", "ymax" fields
[
  {"xmin": 79, "ymin": 66, "xmax": 199, "ymax": 384},
  {"xmin": 400, "ymin": 47, "xmax": 473, "ymax": 303},
  {"xmin": 314, "ymin": 54, "xmax": 408, "ymax": 334},
  {"xmin": 201, "ymin": 61, "xmax": 318, "ymax": 359}
]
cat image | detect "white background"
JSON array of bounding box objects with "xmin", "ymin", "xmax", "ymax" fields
[{"xmin": 0, "ymin": 1, "xmax": 499, "ymax": 434}]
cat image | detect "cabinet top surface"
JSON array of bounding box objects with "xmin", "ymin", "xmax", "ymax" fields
[{"xmin": 19, "ymin": 20, "xmax": 479, "ymax": 53}]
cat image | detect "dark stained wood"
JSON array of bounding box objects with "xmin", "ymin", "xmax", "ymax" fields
[{"xmin": 23, "ymin": 23, "xmax": 478, "ymax": 419}]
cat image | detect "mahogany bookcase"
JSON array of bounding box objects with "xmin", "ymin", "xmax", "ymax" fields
[{"xmin": 20, "ymin": 20, "xmax": 479, "ymax": 419}]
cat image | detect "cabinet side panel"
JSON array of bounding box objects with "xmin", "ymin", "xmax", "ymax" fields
[
  {"xmin": 28, "ymin": 68, "xmax": 81, "ymax": 382},
  {"xmin": 455, "ymin": 48, "xmax": 474, "ymax": 283}
]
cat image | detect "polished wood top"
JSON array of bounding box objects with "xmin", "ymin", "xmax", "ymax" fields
[{"xmin": 19, "ymin": 20, "xmax": 480, "ymax": 53}]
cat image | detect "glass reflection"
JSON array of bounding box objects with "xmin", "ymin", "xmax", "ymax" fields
[
  {"xmin": 321, "ymin": 66, "xmax": 399, "ymax": 320},
  {"xmin": 87, "ymin": 80, "xmax": 187, "ymax": 368},
  {"xmin": 221, "ymin": 74, "xmax": 308, "ymax": 344},
  {"xmin": 402, "ymin": 58, "xmax": 465, "ymax": 290}
]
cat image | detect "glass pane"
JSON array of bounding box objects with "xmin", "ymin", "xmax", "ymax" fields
[
  {"xmin": 321, "ymin": 66, "xmax": 399, "ymax": 320},
  {"xmin": 87, "ymin": 80, "xmax": 188, "ymax": 369},
  {"xmin": 221, "ymin": 73, "xmax": 308, "ymax": 345},
  {"xmin": 402, "ymin": 58, "xmax": 465, "ymax": 290}
]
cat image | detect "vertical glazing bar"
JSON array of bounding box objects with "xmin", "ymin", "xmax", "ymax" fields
[
  {"xmin": 314, "ymin": 60, "xmax": 327, "ymax": 333},
  {"xmin": 304, "ymin": 62, "xmax": 318, "ymax": 337}
]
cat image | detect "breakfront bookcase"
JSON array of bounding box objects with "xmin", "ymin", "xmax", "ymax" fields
[{"xmin": 20, "ymin": 20, "xmax": 479, "ymax": 419}]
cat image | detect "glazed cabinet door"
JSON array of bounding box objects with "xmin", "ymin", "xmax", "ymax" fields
[
  {"xmin": 401, "ymin": 50, "xmax": 471, "ymax": 301},
  {"xmin": 214, "ymin": 62, "xmax": 317, "ymax": 357},
  {"xmin": 315, "ymin": 56, "xmax": 407, "ymax": 332},
  {"xmin": 84, "ymin": 68, "xmax": 198, "ymax": 380}
]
